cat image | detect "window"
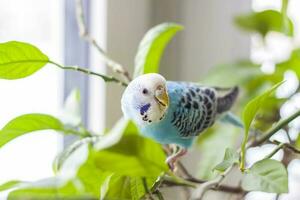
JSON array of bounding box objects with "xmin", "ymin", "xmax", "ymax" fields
[{"xmin": 0, "ymin": 0, "xmax": 63, "ymax": 183}]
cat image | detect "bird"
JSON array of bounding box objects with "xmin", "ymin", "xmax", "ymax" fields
[{"xmin": 121, "ymin": 73, "xmax": 239, "ymax": 169}]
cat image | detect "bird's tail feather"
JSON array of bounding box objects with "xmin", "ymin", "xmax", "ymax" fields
[
  {"xmin": 219, "ymin": 112, "xmax": 244, "ymax": 129},
  {"xmin": 216, "ymin": 86, "xmax": 239, "ymax": 113}
]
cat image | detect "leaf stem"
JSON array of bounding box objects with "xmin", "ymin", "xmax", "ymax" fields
[
  {"xmin": 250, "ymin": 109, "xmax": 300, "ymax": 147},
  {"xmin": 265, "ymin": 143, "xmax": 285, "ymax": 159},
  {"xmin": 75, "ymin": 0, "xmax": 131, "ymax": 83},
  {"xmin": 272, "ymin": 140, "xmax": 300, "ymax": 154},
  {"xmin": 155, "ymin": 190, "xmax": 165, "ymax": 200},
  {"xmin": 48, "ymin": 60, "xmax": 127, "ymax": 87}
]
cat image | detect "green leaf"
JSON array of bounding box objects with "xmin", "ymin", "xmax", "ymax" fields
[
  {"xmin": 213, "ymin": 148, "xmax": 239, "ymax": 172},
  {"xmin": 235, "ymin": 10, "xmax": 294, "ymax": 37},
  {"xmin": 100, "ymin": 174, "xmax": 113, "ymax": 200},
  {"xmin": 76, "ymin": 148, "xmax": 156, "ymax": 200},
  {"xmin": 277, "ymin": 48, "xmax": 300, "ymax": 79},
  {"xmin": 241, "ymin": 159, "xmax": 288, "ymax": 193},
  {"xmin": 0, "ymin": 180, "xmax": 21, "ymax": 192},
  {"xmin": 91, "ymin": 122, "xmax": 168, "ymax": 177},
  {"xmin": 240, "ymin": 81, "xmax": 284, "ymax": 171},
  {"xmin": 8, "ymin": 178, "xmax": 93, "ymax": 200},
  {"xmin": 105, "ymin": 175, "xmax": 155, "ymax": 200},
  {"xmin": 243, "ymin": 81, "xmax": 284, "ymax": 132},
  {"xmin": 296, "ymin": 134, "xmax": 300, "ymax": 149},
  {"xmin": 74, "ymin": 119, "xmax": 164, "ymax": 199},
  {"xmin": 197, "ymin": 125, "xmax": 240, "ymax": 180},
  {"xmin": 130, "ymin": 178, "xmax": 147, "ymax": 200},
  {"xmin": 203, "ymin": 60, "xmax": 261, "ymax": 87},
  {"xmin": 134, "ymin": 23, "xmax": 183, "ymax": 77},
  {"xmin": 0, "ymin": 41, "xmax": 49, "ymax": 79},
  {"xmin": 0, "ymin": 113, "xmax": 70, "ymax": 148}
]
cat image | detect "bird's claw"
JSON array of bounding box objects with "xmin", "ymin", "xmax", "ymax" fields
[{"xmin": 165, "ymin": 148, "xmax": 188, "ymax": 171}]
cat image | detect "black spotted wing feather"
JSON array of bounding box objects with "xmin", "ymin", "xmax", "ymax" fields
[{"xmin": 169, "ymin": 82, "xmax": 218, "ymax": 137}]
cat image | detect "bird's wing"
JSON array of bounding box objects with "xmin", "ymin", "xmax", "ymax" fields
[{"xmin": 167, "ymin": 82, "xmax": 218, "ymax": 137}]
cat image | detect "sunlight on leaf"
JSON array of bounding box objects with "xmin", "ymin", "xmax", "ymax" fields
[
  {"xmin": 241, "ymin": 159, "xmax": 288, "ymax": 193},
  {"xmin": 8, "ymin": 178, "xmax": 92, "ymax": 200},
  {"xmin": 0, "ymin": 114, "xmax": 69, "ymax": 148},
  {"xmin": 134, "ymin": 23, "xmax": 183, "ymax": 77},
  {"xmin": 240, "ymin": 81, "xmax": 284, "ymax": 171},
  {"xmin": 0, "ymin": 41, "xmax": 49, "ymax": 79}
]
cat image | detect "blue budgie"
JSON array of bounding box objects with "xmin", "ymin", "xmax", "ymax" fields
[{"xmin": 121, "ymin": 73, "xmax": 239, "ymax": 169}]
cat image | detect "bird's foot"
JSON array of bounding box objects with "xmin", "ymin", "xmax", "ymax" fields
[{"xmin": 166, "ymin": 148, "xmax": 187, "ymax": 171}]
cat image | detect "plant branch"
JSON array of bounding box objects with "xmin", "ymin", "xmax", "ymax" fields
[
  {"xmin": 250, "ymin": 109, "xmax": 300, "ymax": 147},
  {"xmin": 188, "ymin": 110, "xmax": 300, "ymax": 199},
  {"xmin": 49, "ymin": 60, "xmax": 127, "ymax": 86},
  {"xmin": 265, "ymin": 143, "xmax": 285, "ymax": 159},
  {"xmin": 75, "ymin": 0, "xmax": 132, "ymax": 83},
  {"xmin": 54, "ymin": 136, "xmax": 101, "ymax": 172},
  {"xmin": 190, "ymin": 166, "xmax": 234, "ymax": 200},
  {"xmin": 272, "ymin": 140, "xmax": 300, "ymax": 154}
]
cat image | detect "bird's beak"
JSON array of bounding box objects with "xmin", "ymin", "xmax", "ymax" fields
[{"xmin": 155, "ymin": 87, "xmax": 169, "ymax": 107}]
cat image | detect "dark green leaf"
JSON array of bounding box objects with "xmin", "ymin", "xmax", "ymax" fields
[
  {"xmin": 134, "ymin": 23, "xmax": 183, "ymax": 77},
  {"xmin": 241, "ymin": 159, "xmax": 288, "ymax": 193},
  {"xmin": 213, "ymin": 148, "xmax": 239, "ymax": 172},
  {"xmin": 0, "ymin": 41, "xmax": 49, "ymax": 79},
  {"xmin": 235, "ymin": 10, "xmax": 294, "ymax": 37}
]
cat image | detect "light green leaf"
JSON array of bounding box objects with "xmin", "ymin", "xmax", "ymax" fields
[
  {"xmin": 240, "ymin": 81, "xmax": 284, "ymax": 171},
  {"xmin": 100, "ymin": 174, "xmax": 113, "ymax": 200},
  {"xmin": 241, "ymin": 159, "xmax": 288, "ymax": 193},
  {"xmin": 0, "ymin": 180, "xmax": 21, "ymax": 192},
  {"xmin": 213, "ymin": 148, "xmax": 239, "ymax": 172},
  {"xmin": 8, "ymin": 178, "xmax": 93, "ymax": 200},
  {"xmin": 130, "ymin": 178, "xmax": 146, "ymax": 200},
  {"xmin": 197, "ymin": 125, "xmax": 240, "ymax": 180},
  {"xmin": 76, "ymin": 149, "xmax": 156, "ymax": 200},
  {"xmin": 74, "ymin": 119, "xmax": 164, "ymax": 199},
  {"xmin": 0, "ymin": 113, "xmax": 72, "ymax": 148},
  {"xmin": 235, "ymin": 10, "xmax": 294, "ymax": 37},
  {"xmin": 105, "ymin": 175, "xmax": 155, "ymax": 200},
  {"xmin": 0, "ymin": 41, "xmax": 49, "ymax": 79},
  {"xmin": 92, "ymin": 122, "xmax": 168, "ymax": 177},
  {"xmin": 134, "ymin": 23, "xmax": 183, "ymax": 77}
]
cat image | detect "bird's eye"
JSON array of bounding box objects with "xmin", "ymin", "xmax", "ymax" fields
[{"xmin": 142, "ymin": 88, "xmax": 148, "ymax": 94}]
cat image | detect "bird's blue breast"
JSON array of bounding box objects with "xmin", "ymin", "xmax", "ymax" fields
[{"xmin": 140, "ymin": 82, "xmax": 196, "ymax": 148}]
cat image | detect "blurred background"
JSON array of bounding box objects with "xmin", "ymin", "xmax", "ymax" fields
[{"xmin": 0, "ymin": 0, "xmax": 300, "ymax": 199}]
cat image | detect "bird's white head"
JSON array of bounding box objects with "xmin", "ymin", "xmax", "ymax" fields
[{"xmin": 121, "ymin": 73, "xmax": 169, "ymax": 126}]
